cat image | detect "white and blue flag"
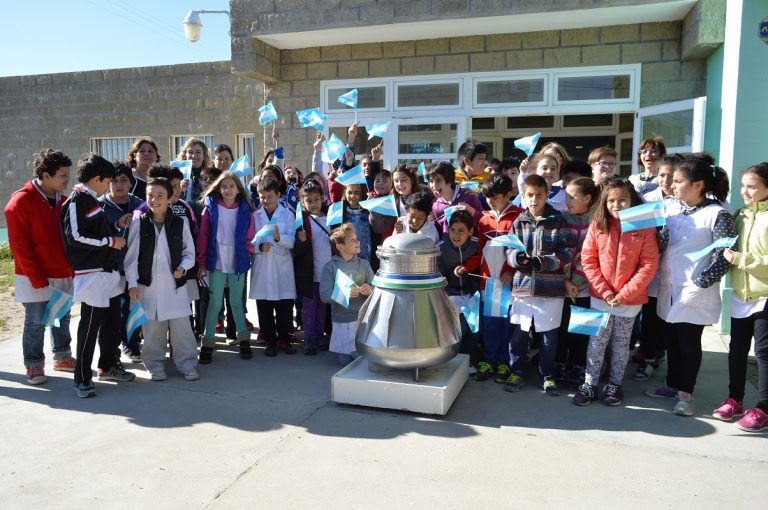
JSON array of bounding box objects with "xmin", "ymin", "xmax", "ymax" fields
[
  {"xmin": 619, "ymin": 201, "xmax": 665, "ymax": 232},
  {"xmin": 483, "ymin": 278, "xmax": 511, "ymax": 317},
  {"xmin": 489, "ymin": 234, "xmax": 526, "ymax": 251},
  {"xmin": 331, "ymin": 269, "xmax": 357, "ymax": 308},
  {"xmin": 252, "ymin": 216, "xmax": 278, "ymax": 242},
  {"xmin": 126, "ymin": 301, "xmax": 149, "ymax": 340},
  {"xmin": 170, "ymin": 160, "xmax": 193, "ymax": 179},
  {"xmin": 334, "ymin": 164, "xmax": 367, "ymax": 187},
  {"xmin": 684, "ymin": 236, "xmax": 738, "ymax": 262},
  {"xmin": 443, "ymin": 205, "xmax": 458, "ymax": 226},
  {"xmin": 365, "ymin": 121, "xmax": 391, "ymax": 139},
  {"xmin": 326, "ymin": 200, "xmax": 344, "ymax": 227},
  {"xmin": 459, "ymin": 181, "xmax": 481, "ymax": 192},
  {"xmin": 417, "ymin": 162, "xmax": 426, "ymax": 180},
  {"xmin": 229, "ymin": 154, "xmax": 251, "ymax": 177},
  {"xmin": 293, "ymin": 203, "xmax": 304, "ymax": 232},
  {"xmin": 359, "ymin": 195, "xmax": 398, "ymax": 217},
  {"xmin": 460, "ymin": 291, "xmax": 481, "ymax": 334},
  {"xmin": 514, "ymin": 132, "xmax": 541, "ymax": 157},
  {"xmin": 321, "ymin": 133, "xmax": 346, "ymax": 164},
  {"xmin": 258, "ymin": 101, "xmax": 278, "ymax": 125},
  {"xmin": 296, "ymin": 108, "xmax": 327, "ymax": 131},
  {"xmin": 337, "ymin": 89, "xmax": 358, "ymax": 110},
  {"xmin": 42, "ymin": 289, "xmax": 73, "ymax": 328},
  {"xmin": 567, "ymin": 305, "xmax": 610, "ymax": 336}
]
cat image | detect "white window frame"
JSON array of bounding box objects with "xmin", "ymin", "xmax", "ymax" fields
[
  {"xmin": 394, "ymin": 77, "xmax": 464, "ymax": 112},
  {"xmin": 321, "ymin": 80, "xmax": 390, "ymax": 114},
  {"xmin": 552, "ymin": 67, "xmax": 639, "ymax": 109},
  {"xmin": 89, "ymin": 136, "xmax": 143, "ymax": 162},
  {"xmin": 170, "ymin": 135, "xmax": 215, "ymax": 160},
  {"xmin": 471, "ymin": 72, "xmax": 549, "ymax": 109}
]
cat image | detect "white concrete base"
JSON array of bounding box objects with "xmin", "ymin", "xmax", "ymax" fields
[{"xmin": 331, "ymin": 354, "xmax": 469, "ymax": 415}]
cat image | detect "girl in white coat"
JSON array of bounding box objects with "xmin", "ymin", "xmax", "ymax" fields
[
  {"xmin": 250, "ymin": 178, "xmax": 297, "ymax": 357},
  {"xmin": 646, "ymin": 153, "xmax": 735, "ymax": 417}
]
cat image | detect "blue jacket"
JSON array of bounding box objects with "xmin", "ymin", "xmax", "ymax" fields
[{"xmin": 203, "ymin": 196, "xmax": 252, "ymax": 274}]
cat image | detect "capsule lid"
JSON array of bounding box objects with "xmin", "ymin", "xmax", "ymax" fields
[{"xmin": 379, "ymin": 232, "xmax": 439, "ymax": 255}]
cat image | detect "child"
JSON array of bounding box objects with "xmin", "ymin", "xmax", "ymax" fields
[
  {"xmin": 395, "ymin": 191, "xmax": 439, "ymax": 244},
  {"xmin": 556, "ymin": 177, "xmax": 599, "ymax": 389},
  {"xmin": 61, "ymin": 153, "xmax": 135, "ymax": 398},
  {"xmin": 455, "ymin": 139, "xmax": 489, "ymax": 184},
  {"xmin": 646, "ymin": 153, "xmax": 734, "ymax": 417},
  {"xmin": 589, "ymin": 146, "xmax": 618, "ymax": 183},
  {"xmin": 436, "ymin": 210, "xmax": 482, "ymax": 365},
  {"xmin": 428, "ymin": 162, "xmax": 483, "ymax": 234},
  {"xmin": 630, "ymin": 137, "xmax": 666, "ymax": 195},
  {"xmin": 534, "ymin": 153, "xmax": 568, "ymax": 213},
  {"xmin": 474, "ymin": 174, "xmax": 522, "ymax": 383},
  {"xmin": 342, "ymin": 183, "xmax": 372, "ymax": 262},
  {"xmin": 99, "ymin": 162, "xmax": 144, "ymax": 362},
  {"xmin": 319, "ymin": 224, "xmax": 374, "ymax": 365},
  {"xmin": 249, "ymin": 178, "xmax": 297, "ymax": 357},
  {"xmin": 496, "ymin": 158, "xmax": 521, "ymax": 198},
  {"xmin": 196, "ymin": 171, "xmax": 256, "ymax": 362},
  {"xmin": 506, "ymin": 174, "xmax": 573, "ymax": 396},
  {"xmin": 573, "ymin": 178, "xmax": 659, "ymax": 406},
  {"xmin": 713, "ymin": 162, "xmax": 768, "ymax": 431},
  {"xmin": 560, "ymin": 160, "xmax": 592, "ymax": 189},
  {"xmin": 294, "ymin": 180, "xmax": 332, "ymax": 355},
  {"xmin": 392, "ymin": 164, "xmax": 419, "ymax": 217},
  {"xmin": 5, "ymin": 149, "xmax": 76, "ymax": 385},
  {"xmin": 124, "ymin": 177, "xmax": 199, "ymax": 381}
]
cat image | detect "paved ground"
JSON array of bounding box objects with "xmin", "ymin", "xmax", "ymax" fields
[{"xmin": 1, "ymin": 319, "xmax": 766, "ymax": 509}]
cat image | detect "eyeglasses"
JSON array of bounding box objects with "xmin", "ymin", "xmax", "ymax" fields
[
  {"xmin": 638, "ymin": 149, "xmax": 659, "ymax": 156},
  {"xmin": 598, "ymin": 161, "xmax": 617, "ymax": 168}
]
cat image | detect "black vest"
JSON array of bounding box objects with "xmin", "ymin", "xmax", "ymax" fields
[{"xmin": 137, "ymin": 213, "xmax": 185, "ymax": 289}]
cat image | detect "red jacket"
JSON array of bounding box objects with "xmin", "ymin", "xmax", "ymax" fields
[
  {"xmin": 581, "ymin": 219, "xmax": 659, "ymax": 305},
  {"xmin": 4, "ymin": 180, "xmax": 73, "ymax": 287},
  {"xmin": 477, "ymin": 204, "xmax": 522, "ymax": 288}
]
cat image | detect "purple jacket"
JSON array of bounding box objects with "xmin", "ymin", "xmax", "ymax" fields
[{"xmin": 432, "ymin": 187, "xmax": 484, "ymax": 235}]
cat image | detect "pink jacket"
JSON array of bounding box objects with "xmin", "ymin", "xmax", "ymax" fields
[{"xmin": 581, "ymin": 219, "xmax": 659, "ymax": 305}]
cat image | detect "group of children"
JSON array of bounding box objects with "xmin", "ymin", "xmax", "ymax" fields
[{"xmin": 5, "ymin": 134, "xmax": 768, "ymax": 433}]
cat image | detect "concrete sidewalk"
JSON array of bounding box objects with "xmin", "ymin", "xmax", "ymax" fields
[{"xmin": 1, "ymin": 321, "xmax": 766, "ymax": 509}]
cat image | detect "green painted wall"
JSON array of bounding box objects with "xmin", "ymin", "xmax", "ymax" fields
[{"xmin": 703, "ymin": 45, "xmax": 723, "ymax": 162}]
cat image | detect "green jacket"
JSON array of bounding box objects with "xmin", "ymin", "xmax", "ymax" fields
[{"xmin": 731, "ymin": 200, "xmax": 768, "ymax": 301}]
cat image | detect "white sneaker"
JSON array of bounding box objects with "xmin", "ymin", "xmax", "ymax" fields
[
  {"xmin": 183, "ymin": 368, "xmax": 200, "ymax": 381},
  {"xmin": 673, "ymin": 391, "xmax": 695, "ymax": 417}
]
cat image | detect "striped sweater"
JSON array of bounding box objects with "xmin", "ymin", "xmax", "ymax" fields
[{"xmin": 562, "ymin": 211, "xmax": 591, "ymax": 293}]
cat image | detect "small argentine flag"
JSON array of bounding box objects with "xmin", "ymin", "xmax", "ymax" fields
[
  {"xmin": 170, "ymin": 159, "xmax": 193, "ymax": 179},
  {"xmin": 489, "ymin": 234, "xmax": 526, "ymax": 251},
  {"xmin": 459, "ymin": 181, "xmax": 481, "ymax": 192},
  {"xmin": 483, "ymin": 278, "xmax": 511, "ymax": 317},
  {"xmin": 252, "ymin": 216, "xmax": 278, "ymax": 242},
  {"xmin": 126, "ymin": 301, "xmax": 149, "ymax": 340},
  {"xmin": 296, "ymin": 108, "xmax": 327, "ymax": 131},
  {"xmin": 684, "ymin": 236, "xmax": 738, "ymax": 262},
  {"xmin": 42, "ymin": 289, "xmax": 73, "ymax": 328},
  {"xmin": 293, "ymin": 203, "xmax": 304, "ymax": 232},
  {"xmin": 229, "ymin": 154, "xmax": 251, "ymax": 177},
  {"xmin": 443, "ymin": 205, "xmax": 458, "ymax": 226},
  {"xmin": 365, "ymin": 121, "xmax": 391, "ymax": 140},
  {"xmin": 619, "ymin": 201, "xmax": 665, "ymax": 232},
  {"xmin": 326, "ymin": 201, "xmax": 344, "ymax": 227},
  {"xmin": 337, "ymin": 89, "xmax": 358, "ymax": 110},
  {"xmin": 514, "ymin": 132, "xmax": 541, "ymax": 157},
  {"xmin": 567, "ymin": 305, "xmax": 610, "ymax": 336},
  {"xmin": 359, "ymin": 195, "xmax": 398, "ymax": 217},
  {"xmin": 321, "ymin": 133, "xmax": 346, "ymax": 164},
  {"xmin": 416, "ymin": 162, "xmax": 426, "ymax": 180},
  {"xmin": 331, "ymin": 269, "xmax": 356, "ymax": 309},
  {"xmin": 460, "ymin": 291, "xmax": 481, "ymax": 334},
  {"xmin": 258, "ymin": 101, "xmax": 278, "ymax": 125},
  {"xmin": 334, "ymin": 164, "xmax": 367, "ymax": 187}
]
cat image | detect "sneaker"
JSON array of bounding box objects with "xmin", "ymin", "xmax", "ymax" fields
[
  {"xmin": 474, "ymin": 361, "xmax": 494, "ymax": 382},
  {"xmin": 52, "ymin": 356, "xmax": 76, "ymax": 372},
  {"xmin": 74, "ymin": 382, "xmax": 96, "ymax": 398},
  {"xmin": 644, "ymin": 385, "xmax": 677, "ymax": 400},
  {"xmin": 199, "ymin": 347, "xmax": 213, "ymax": 364},
  {"xmin": 215, "ymin": 320, "xmax": 225, "ymax": 333},
  {"xmin": 227, "ymin": 337, "xmax": 239, "ymax": 346},
  {"xmin": 265, "ymin": 343, "xmax": 278, "ymax": 357},
  {"xmin": 735, "ymin": 407, "xmax": 768, "ymax": 432},
  {"xmin": 245, "ymin": 319, "xmax": 255, "ymax": 331},
  {"xmin": 632, "ymin": 359, "xmax": 657, "ymax": 381},
  {"xmin": 150, "ymin": 371, "xmax": 167, "ymax": 381},
  {"xmin": 543, "ymin": 378, "xmax": 560, "ymax": 397},
  {"xmin": 573, "ymin": 383, "xmax": 598, "ymax": 406},
  {"xmin": 239, "ymin": 341, "xmax": 253, "ymax": 360},
  {"xmin": 255, "ymin": 330, "xmax": 268, "ymax": 345},
  {"xmin": 504, "ymin": 373, "xmax": 525, "ymax": 393},
  {"xmin": 278, "ymin": 340, "xmax": 297, "ymax": 355},
  {"xmin": 183, "ymin": 368, "xmax": 200, "ymax": 381},
  {"xmin": 494, "ymin": 364, "xmax": 511, "ymax": 384},
  {"xmin": 712, "ymin": 397, "xmax": 745, "ymax": 421},
  {"xmin": 128, "ymin": 353, "xmax": 142, "ymax": 363},
  {"xmin": 25, "ymin": 366, "xmax": 46, "ymax": 385},
  {"xmin": 97, "ymin": 365, "xmax": 136, "ymax": 382},
  {"xmin": 601, "ymin": 384, "xmax": 623, "ymax": 406},
  {"xmin": 673, "ymin": 391, "xmax": 695, "ymax": 417},
  {"xmin": 631, "ymin": 351, "xmax": 646, "ymax": 364}
]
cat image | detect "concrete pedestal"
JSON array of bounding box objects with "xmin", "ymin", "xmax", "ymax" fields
[{"xmin": 331, "ymin": 354, "xmax": 468, "ymax": 415}]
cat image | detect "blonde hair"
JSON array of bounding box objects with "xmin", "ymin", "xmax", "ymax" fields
[
  {"xmin": 329, "ymin": 223, "xmax": 356, "ymax": 256},
  {"xmin": 176, "ymin": 138, "xmax": 211, "ymax": 170}
]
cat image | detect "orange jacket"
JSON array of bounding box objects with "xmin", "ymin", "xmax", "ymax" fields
[{"xmin": 581, "ymin": 219, "xmax": 659, "ymax": 305}]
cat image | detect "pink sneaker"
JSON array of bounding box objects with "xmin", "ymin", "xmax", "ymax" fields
[
  {"xmin": 25, "ymin": 366, "xmax": 46, "ymax": 385},
  {"xmin": 735, "ymin": 408, "xmax": 768, "ymax": 432},
  {"xmin": 53, "ymin": 356, "xmax": 77, "ymax": 373},
  {"xmin": 712, "ymin": 397, "xmax": 744, "ymax": 421}
]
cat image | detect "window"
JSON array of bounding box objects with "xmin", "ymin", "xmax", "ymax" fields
[
  {"xmin": 326, "ymin": 86, "xmax": 387, "ymax": 112},
  {"xmin": 396, "ymin": 82, "xmax": 461, "ymax": 108},
  {"xmin": 397, "ymin": 123, "xmax": 457, "ymax": 155},
  {"xmin": 170, "ymin": 135, "xmax": 215, "ymax": 159},
  {"xmin": 328, "ymin": 126, "xmax": 382, "ymax": 158},
  {"xmin": 475, "ymin": 78, "xmax": 545, "ymax": 105},
  {"xmin": 506, "ymin": 116, "xmax": 555, "ymax": 129},
  {"xmin": 555, "ymin": 74, "xmax": 631, "ymax": 102},
  {"xmin": 238, "ymin": 134, "xmax": 257, "ymax": 170},
  {"xmin": 563, "ymin": 114, "xmax": 614, "ymax": 128},
  {"xmin": 472, "ymin": 118, "xmax": 496, "ymax": 130},
  {"xmin": 90, "ymin": 137, "xmax": 139, "ymax": 162}
]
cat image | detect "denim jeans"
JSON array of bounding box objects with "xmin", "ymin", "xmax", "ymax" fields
[{"xmin": 22, "ymin": 301, "xmax": 73, "ymax": 368}]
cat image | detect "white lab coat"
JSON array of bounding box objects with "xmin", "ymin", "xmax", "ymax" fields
[
  {"xmin": 124, "ymin": 216, "xmax": 195, "ymax": 321},
  {"xmin": 249, "ymin": 205, "xmax": 296, "ymax": 300}
]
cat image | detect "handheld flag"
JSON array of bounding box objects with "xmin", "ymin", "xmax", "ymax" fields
[
  {"xmin": 359, "ymin": 195, "xmax": 398, "ymax": 217},
  {"xmin": 459, "ymin": 291, "xmax": 481, "ymax": 334},
  {"xmin": 326, "ymin": 200, "xmax": 344, "ymax": 227},
  {"xmin": 684, "ymin": 236, "xmax": 738, "ymax": 262},
  {"xmin": 293, "ymin": 203, "xmax": 304, "ymax": 232},
  {"xmin": 170, "ymin": 160, "xmax": 193, "ymax": 180},
  {"xmin": 229, "ymin": 155, "xmax": 251, "ymax": 177},
  {"xmin": 459, "ymin": 181, "xmax": 481, "ymax": 192},
  {"xmin": 41, "ymin": 289, "xmax": 73, "ymax": 328},
  {"xmin": 126, "ymin": 301, "xmax": 149, "ymax": 340},
  {"xmin": 321, "ymin": 133, "xmax": 346, "ymax": 164},
  {"xmin": 296, "ymin": 108, "xmax": 327, "ymax": 131},
  {"xmin": 334, "ymin": 164, "xmax": 367, "ymax": 187},
  {"xmin": 619, "ymin": 201, "xmax": 665, "ymax": 232},
  {"xmin": 331, "ymin": 269, "xmax": 357, "ymax": 308},
  {"xmin": 443, "ymin": 205, "xmax": 458, "ymax": 226},
  {"xmin": 489, "ymin": 234, "xmax": 527, "ymax": 251},
  {"xmin": 567, "ymin": 305, "xmax": 610, "ymax": 336},
  {"xmin": 514, "ymin": 132, "xmax": 541, "ymax": 157},
  {"xmin": 258, "ymin": 101, "xmax": 278, "ymax": 125},
  {"xmin": 337, "ymin": 89, "xmax": 358, "ymax": 110},
  {"xmin": 252, "ymin": 216, "xmax": 278, "ymax": 241},
  {"xmin": 365, "ymin": 121, "xmax": 391, "ymax": 140},
  {"xmin": 483, "ymin": 278, "xmax": 511, "ymax": 317},
  {"xmin": 417, "ymin": 162, "xmax": 426, "ymax": 180}
]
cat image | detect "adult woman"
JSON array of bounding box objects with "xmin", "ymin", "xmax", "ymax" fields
[
  {"xmin": 126, "ymin": 138, "xmax": 161, "ymax": 200},
  {"xmin": 177, "ymin": 137, "xmax": 212, "ymax": 209}
]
